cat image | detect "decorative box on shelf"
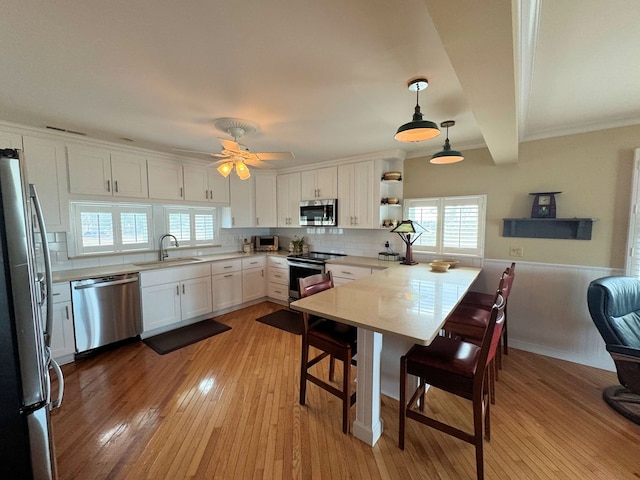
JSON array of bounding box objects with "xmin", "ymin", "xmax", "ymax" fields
[{"xmin": 502, "ymin": 218, "xmax": 595, "ymax": 240}]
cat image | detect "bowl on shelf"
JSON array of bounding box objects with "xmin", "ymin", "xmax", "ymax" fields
[
  {"xmin": 383, "ymin": 171, "xmax": 402, "ymax": 181},
  {"xmin": 387, "ymin": 197, "xmax": 400, "ymax": 204},
  {"xmin": 437, "ymin": 259, "xmax": 459, "ymax": 269},
  {"xmin": 429, "ymin": 261, "xmax": 450, "ymax": 273}
]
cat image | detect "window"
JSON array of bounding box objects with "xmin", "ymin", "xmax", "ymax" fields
[
  {"xmin": 404, "ymin": 195, "xmax": 486, "ymax": 257},
  {"xmin": 165, "ymin": 207, "xmax": 217, "ymax": 247},
  {"xmin": 72, "ymin": 202, "xmax": 152, "ymax": 254}
]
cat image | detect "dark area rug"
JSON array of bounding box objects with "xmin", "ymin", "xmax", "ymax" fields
[
  {"xmin": 256, "ymin": 309, "xmax": 304, "ymax": 335},
  {"xmin": 143, "ymin": 319, "xmax": 231, "ymax": 355}
]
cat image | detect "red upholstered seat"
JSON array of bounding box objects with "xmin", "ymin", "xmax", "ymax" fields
[
  {"xmin": 399, "ymin": 297, "xmax": 506, "ymax": 480},
  {"xmin": 298, "ymin": 272, "xmax": 357, "ymax": 434}
]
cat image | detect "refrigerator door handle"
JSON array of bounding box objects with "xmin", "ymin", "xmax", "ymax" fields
[
  {"xmin": 48, "ymin": 357, "xmax": 64, "ymax": 410},
  {"xmin": 29, "ymin": 184, "xmax": 53, "ymax": 348}
]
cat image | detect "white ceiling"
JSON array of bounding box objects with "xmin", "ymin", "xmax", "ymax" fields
[{"xmin": 0, "ymin": 0, "xmax": 638, "ymax": 169}]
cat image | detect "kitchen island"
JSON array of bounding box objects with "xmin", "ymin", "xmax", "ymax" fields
[{"xmin": 290, "ymin": 264, "xmax": 481, "ymax": 446}]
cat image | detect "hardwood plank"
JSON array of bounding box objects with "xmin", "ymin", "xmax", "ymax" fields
[{"xmin": 51, "ymin": 301, "xmax": 640, "ymax": 479}]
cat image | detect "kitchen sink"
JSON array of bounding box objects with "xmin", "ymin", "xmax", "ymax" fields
[{"xmin": 133, "ymin": 257, "xmax": 203, "ymax": 267}]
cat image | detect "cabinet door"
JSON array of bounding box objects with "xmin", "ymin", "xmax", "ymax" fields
[
  {"xmin": 183, "ymin": 164, "xmax": 209, "ymax": 202},
  {"xmin": 255, "ymin": 174, "xmax": 277, "ymax": 227},
  {"xmin": 50, "ymin": 301, "xmax": 75, "ymax": 359},
  {"xmin": 22, "ymin": 136, "xmax": 69, "ymax": 231},
  {"xmin": 277, "ymin": 173, "xmax": 301, "ymax": 227},
  {"xmin": 338, "ymin": 163, "xmax": 355, "ymax": 227},
  {"xmin": 0, "ymin": 131, "xmax": 23, "ymax": 149},
  {"xmin": 212, "ymin": 271, "xmax": 243, "ymax": 310},
  {"xmin": 141, "ymin": 283, "xmax": 181, "ymax": 331},
  {"xmin": 110, "ymin": 152, "xmax": 148, "ymax": 198},
  {"xmin": 316, "ymin": 166, "xmax": 338, "ymax": 199},
  {"xmin": 352, "ymin": 161, "xmax": 375, "ymax": 228},
  {"xmin": 180, "ymin": 276, "xmax": 213, "ymax": 320},
  {"xmin": 67, "ymin": 146, "xmax": 112, "ymax": 195},
  {"xmin": 228, "ymin": 174, "xmax": 255, "ymax": 227},
  {"xmin": 148, "ymin": 160, "xmax": 184, "ymax": 201},
  {"xmin": 242, "ymin": 267, "xmax": 265, "ymax": 302},
  {"xmin": 208, "ymin": 169, "xmax": 230, "ymax": 204},
  {"xmin": 300, "ymin": 170, "xmax": 317, "ymax": 200}
]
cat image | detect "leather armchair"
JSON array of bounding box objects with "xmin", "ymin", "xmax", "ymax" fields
[{"xmin": 587, "ymin": 276, "xmax": 640, "ymax": 424}]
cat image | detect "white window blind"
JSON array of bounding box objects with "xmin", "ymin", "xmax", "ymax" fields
[
  {"xmin": 625, "ymin": 148, "xmax": 640, "ymax": 276},
  {"xmin": 165, "ymin": 207, "xmax": 217, "ymax": 246},
  {"xmin": 72, "ymin": 203, "xmax": 152, "ymax": 254},
  {"xmin": 404, "ymin": 195, "xmax": 486, "ymax": 257}
]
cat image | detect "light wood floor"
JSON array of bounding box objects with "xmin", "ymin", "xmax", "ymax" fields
[{"xmin": 52, "ymin": 301, "xmax": 640, "ymax": 479}]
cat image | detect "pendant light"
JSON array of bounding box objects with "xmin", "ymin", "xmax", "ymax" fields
[
  {"xmin": 394, "ymin": 78, "xmax": 440, "ymax": 143},
  {"xmin": 217, "ymin": 161, "xmax": 233, "ymax": 177},
  {"xmin": 430, "ymin": 120, "xmax": 464, "ymax": 164}
]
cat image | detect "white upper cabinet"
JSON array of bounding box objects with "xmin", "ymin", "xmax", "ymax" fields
[
  {"xmin": 147, "ymin": 159, "xmax": 184, "ymax": 201},
  {"xmin": 300, "ymin": 166, "xmax": 338, "ymax": 200},
  {"xmin": 338, "ymin": 160, "xmax": 375, "ymax": 228},
  {"xmin": 277, "ymin": 172, "xmax": 301, "ymax": 227},
  {"xmin": 0, "ymin": 131, "xmax": 23, "ymax": 149},
  {"xmin": 255, "ymin": 173, "xmax": 277, "ymax": 227},
  {"xmin": 68, "ymin": 146, "xmax": 148, "ymax": 198},
  {"xmin": 226, "ymin": 174, "xmax": 255, "ymax": 227},
  {"xmin": 22, "ymin": 136, "xmax": 69, "ymax": 232},
  {"xmin": 183, "ymin": 164, "xmax": 230, "ymax": 204}
]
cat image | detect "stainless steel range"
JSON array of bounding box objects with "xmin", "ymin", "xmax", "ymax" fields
[{"xmin": 287, "ymin": 251, "xmax": 345, "ymax": 299}]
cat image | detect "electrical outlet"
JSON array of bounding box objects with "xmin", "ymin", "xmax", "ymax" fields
[
  {"xmin": 384, "ymin": 241, "xmax": 390, "ymax": 248},
  {"xmin": 509, "ymin": 246, "xmax": 524, "ymax": 257}
]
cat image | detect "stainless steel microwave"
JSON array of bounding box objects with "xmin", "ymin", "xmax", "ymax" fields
[
  {"xmin": 299, "ymin": 199, "xmax": 337, "ymax": 226},
  {"xmin": 254, "ymin": 235, "xmax": 278, "ymax": 251}
]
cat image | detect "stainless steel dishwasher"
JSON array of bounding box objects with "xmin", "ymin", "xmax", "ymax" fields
[{"xmin": 71, "ymin": 272, "xmax": 142, "ymax": 354}]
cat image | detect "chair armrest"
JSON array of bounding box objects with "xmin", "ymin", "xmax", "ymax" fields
[{"xmin": 607, "ymin": 344, "xmax": 640, "ymax": 363}]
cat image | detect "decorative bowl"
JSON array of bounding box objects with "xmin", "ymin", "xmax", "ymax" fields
[
  {"xmin": 383, "ymin": 171, "xmax": 402, "ymax": 181},
  {"xmin": 437, "ymin": 259, "xmax": 459, "ymax": 269},
  {"xmin": 387, "ymin": 197, "xmax": 400, "ymax": 204},
  {"xmin": 429, "ymin": 262, "xmax": 450, "ymax": 273}
]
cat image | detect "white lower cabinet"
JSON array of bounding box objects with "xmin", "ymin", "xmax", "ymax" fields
[
  {"xmin": 140, "ymin": 264, "xmax": 212, "ymax": 333},
  {"xmin": 211, "ymin": 259, "xmax": 243, "ymax": 311},
  {"xmin": 242, "ymin": 257, "xmax": 266, "ymax": 302},
  {"xmin": 326, "ymin": 264, "xmax": 373, "ymax": 286},
  {"xmin": 50, "ymin": 282, "xmax": 75, "ymax": 363},
  {"xmin": 267, "ymin": 256, "xmax": 289, "ymax": 302}
]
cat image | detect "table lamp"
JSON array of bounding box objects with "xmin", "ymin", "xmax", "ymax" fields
[{"xmin": 390, "ymin": 220, "xmax": 424, "ymax": 265}]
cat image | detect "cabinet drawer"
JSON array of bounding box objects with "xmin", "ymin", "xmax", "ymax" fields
[
  {"xmin": 268, "ymin": 282, "xmax": 289, "ymax": 301},
  {"xmin": 268, "ymin": 267, "xmax": 288, "ymax": 285},
  {"xmin": 327, "ymin": 264, "xmax": 372, "ymax": 280},
  {"xmin": 267, "ymin": 256, "xmax": 288, "ymax": 268},
  {"xmin": 242, "ymin": 256, "xmax": 266, "ymax": 270},
  {"xmin": 211, "ymin": 258, "xmax": 242, "ymax": 275},
  {"xmin": 51, "ymin": 282, "xmax": 71, "ymax": 303}
]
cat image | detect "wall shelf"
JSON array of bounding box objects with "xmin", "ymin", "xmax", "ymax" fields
[{"xmin": 502, "ymin": 218, "xmax": 595, "ymax": 240}]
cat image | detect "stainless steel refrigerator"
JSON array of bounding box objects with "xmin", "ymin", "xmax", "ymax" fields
[{"xmin": 0, "ymin": 148, "xmax": 64, "ymax": 479}]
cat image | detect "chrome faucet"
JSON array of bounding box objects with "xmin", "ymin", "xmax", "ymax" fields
[{"xmin": 159, "ymin": 234, "xmax": 179, "ymax": 261}]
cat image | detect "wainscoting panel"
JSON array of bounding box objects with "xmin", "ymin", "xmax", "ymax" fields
[{"xmin": 481, "ymin": 259, "xmax": 621, "ymax": 371}]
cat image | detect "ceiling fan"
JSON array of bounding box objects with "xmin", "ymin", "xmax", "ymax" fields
[{"xmin": 176, "ymin": 118, "xmax": 295, "ymax": 180}]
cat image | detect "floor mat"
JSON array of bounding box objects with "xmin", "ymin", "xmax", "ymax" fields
[
  {"xmin": 142, "ymin": 319, "xmax": 231, "ymax": 355},
  {"xmin": 256, "ymin": 309, "xmax": 304, "ymax": 335}
]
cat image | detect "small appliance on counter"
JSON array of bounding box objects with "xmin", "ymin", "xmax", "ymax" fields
[{"xmin": 253, "ymin": 235, "xmax": 279, "ymax": 252}]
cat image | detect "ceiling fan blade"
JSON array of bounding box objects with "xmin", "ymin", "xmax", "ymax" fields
[
  {"xmin": 255, "ymin": 151, "xmax": 295, "ymax": 161},
  {"xmin": 219, "ymin": 138, "xmax": 241, "ymax": 152},
  {"xmin": 207, "ymin": 158, "xmax": 228, "ymax": 166}
]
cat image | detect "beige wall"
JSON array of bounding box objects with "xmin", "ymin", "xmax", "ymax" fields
[{"xmin": 404, "ymin": 124, "xmax": 640, "ymax": 268}]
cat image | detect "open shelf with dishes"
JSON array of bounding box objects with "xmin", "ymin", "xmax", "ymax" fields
[{"xmin": 379, "ymin": 158, "xmax": 404, "ymax": 229}]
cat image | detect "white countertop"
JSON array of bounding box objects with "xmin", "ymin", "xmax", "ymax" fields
[
  {"xmin": 325, "ymin": 254, "xmax": 402, "ymax": 270},
  {"xmin": 290, "ymin": 265, "xmax": 481, "ymax": 345},
  {"xmin": 52, "ymin": 251, "xmax": 290, "ymax": 283}
]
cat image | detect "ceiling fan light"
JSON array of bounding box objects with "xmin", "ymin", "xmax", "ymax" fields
[
  {"xmin": 217, "ymin": 162, "xmax": 233, "ymax": 177},
  {"xmin": 235, "ymin": 161, "xmax": 251, "ymax": 180},
  {"xmin": 395, "ymin": 78, "xmax": 440, "ymax": 143},
  {"xmin": 430, "ymin": 120, "xmax": 464, "ymax": 164}
]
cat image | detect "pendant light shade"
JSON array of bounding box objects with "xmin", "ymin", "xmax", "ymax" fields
[
  {"xmin": 235, "ymin": 160, "xmax": 251, "ymax": 180},
  {"xmin": 395, "ymin": 78, "xmax": 440, "ymax": 143},
  {"xmin": 430, "ymin": 120, "xmax": 464, "ymax": 164}
]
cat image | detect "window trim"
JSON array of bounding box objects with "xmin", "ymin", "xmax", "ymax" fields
[{"xmin": 403, "ymin": 194, "xmax": 486, "ymax": 257}]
